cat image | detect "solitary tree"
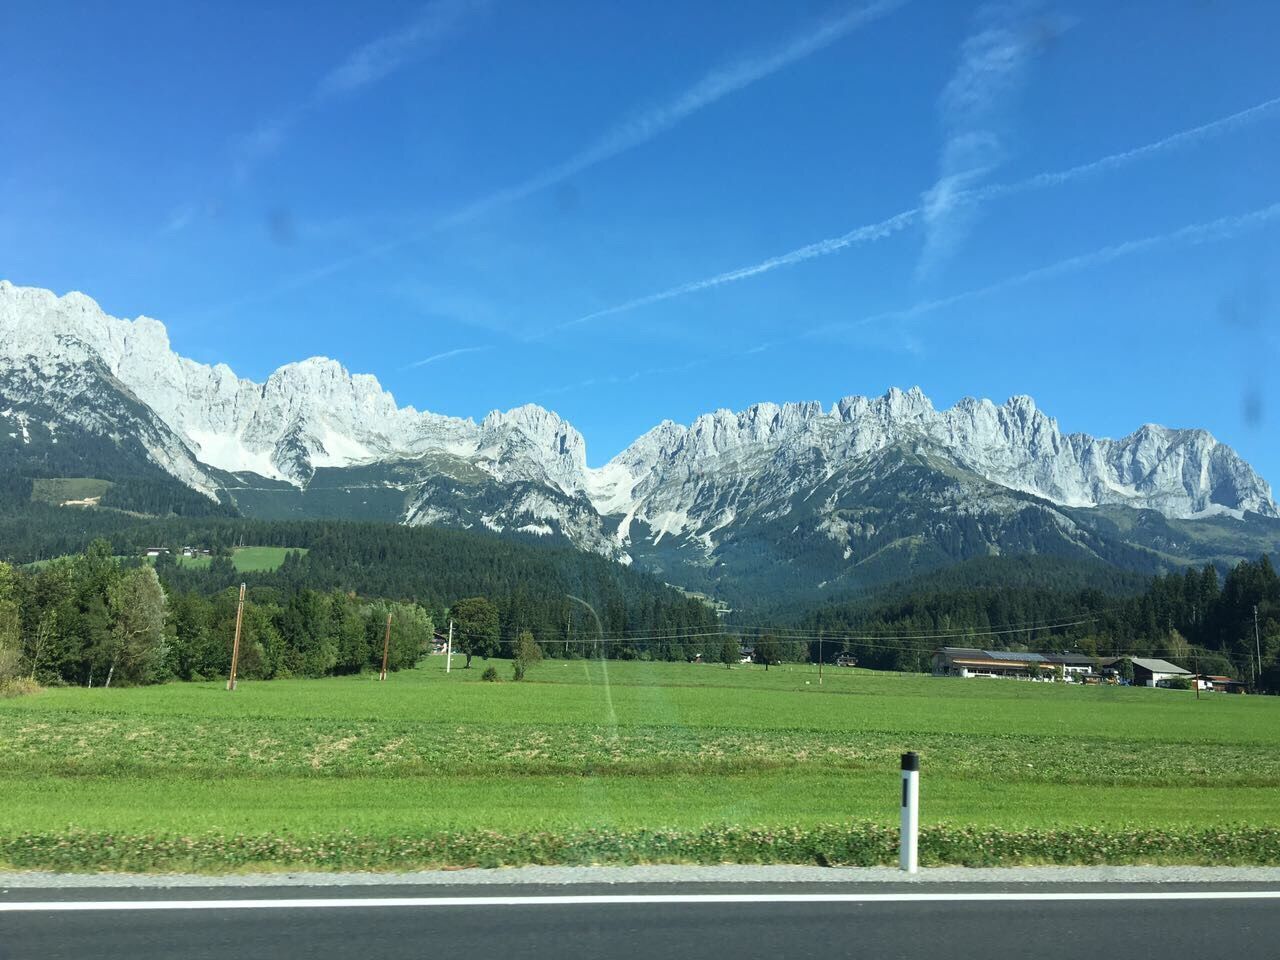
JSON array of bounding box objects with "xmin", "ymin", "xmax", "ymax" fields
[
  {"xmin": 719, "ymin": 636, "xmax": 739, "ymax": 669},
  {"xmin": 450, "ymin": 596, "xmax": 499, "ymax": 669},
  {"xmin": 513, "ymin": 629, "xmax": 543, "ymax": 681},
  {"xmin": 755, "ymin": 635, "xmax": 782, "ymax": 671},
  {"xmin": 104, "ymin": 565, "xmax": 169, "ymax": 687}
]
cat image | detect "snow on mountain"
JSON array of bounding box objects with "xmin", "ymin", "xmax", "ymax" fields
[
  {"xmin": 0, "ymin": 281, "xmax": 578, "ymax": 490},
  {"xmin": 598, "ymin": 386, "xmax": 1276, "ymax": 555},
  {"xmin": 1, "ymin": 280, "xmax": 1274, "ymax": 562}
]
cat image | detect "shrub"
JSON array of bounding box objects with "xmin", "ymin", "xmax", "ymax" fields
[
  {"xmin": 0, "ymin": 677, "xmax": 41, "ymax": 698},
  {"xmin": 481, "ymin": 666, "xmax": 498, "ymax": 682}
]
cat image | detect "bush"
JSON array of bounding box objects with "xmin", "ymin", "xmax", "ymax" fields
[
  {"xmin": 0, "ymin": 677, "xmax": 41, "ymax": 698},
  {"xmin": 481, "ymin": 666, "xmax": 498, "ymax": 682}
]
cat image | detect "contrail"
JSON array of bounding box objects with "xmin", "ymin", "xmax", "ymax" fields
[
  {"xmin": 810, "ymin": 200, "xmax": 1280, "ymax": 337},
  {"xmin": 971, "ymin": 93, "xmax": 1280, "ymax": 204},
  {"xmin": 551, "ymin": 211, "xmax": 918, "ymax": 333},
  {"xmin": 196, "ymin": 1, "xmax": 907, "ymax": 317},
  {"xmin": 403, "ymin": 345, "xmax": 489, "ymax": 370},
  {"xmin": 443, "ymin": 0, "xmax": 908, "ymax": 228},
  {"xmin": 555, "ymin": 94, "xmax": 1280, "ymax": 332}
]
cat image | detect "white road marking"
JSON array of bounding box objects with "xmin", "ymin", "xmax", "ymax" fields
[{"xmin": 3, "ymin": 891, "xmax": 1279, "ymax": 912}]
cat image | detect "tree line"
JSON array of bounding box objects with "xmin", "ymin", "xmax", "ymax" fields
[
  {"xmin": 0, "ymin": 541, "xmax": 435, "ymax": 687},
  {"xmin": 801, "ymin": 555, "xmax": 1280, "ymax": 688}
]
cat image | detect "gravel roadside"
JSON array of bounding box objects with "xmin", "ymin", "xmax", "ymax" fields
[{"xmin": 5, "ymin": 864, "xmax": 1280, "ymax": 889}]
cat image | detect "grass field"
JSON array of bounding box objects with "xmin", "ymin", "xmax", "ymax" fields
[
  {"xmin": 29, "ymin": 477, "xmax": 113, "ymax": 505},
  {"xmin": 174, "ymin": 545, "xmax": 304, "ymax": 571},
  {"xmin": 3, "ymin": 660, "xmax": 1278, "ymax": 870}
]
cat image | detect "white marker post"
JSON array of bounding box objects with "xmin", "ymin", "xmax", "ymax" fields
[
  {"xmin": 900, "ymin": 751, "xmax": 919, "ymax": 873},
  {"xmin": 445, "ymin": 619, "xmax": 453, "ymax": 674}
]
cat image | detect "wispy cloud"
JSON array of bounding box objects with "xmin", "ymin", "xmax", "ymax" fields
[
  {"xmin": 918, "ymin": 2, "xmax": 1060, "ymax": 278},
  {"xmin": 550, "ymin": 93, "xmax": 1280, "ymax": 331},
  {"xmin": 196, "ymin": 1, "xmax": 908, "ymax": 312},
  {"xmin": 186, "ymin": 1, "xmax": 485, "ymax": 213},
  {"xmin": 317, "ymin": 0, "xmax": 478, "ymax": 101},
  {"xmin": 160, "ymin": 203, "xmax": 199, "ymax": 235},
  {"xmin": 443, "ymin": 0, "xmax": 909, "ymax": 227},
  {"xmin": 810, "ymin": 200, "xmax": 1280, "ymax": 338},
  {"xmin": 403, "ymin": 345, "xmax": 490, "ymax": 370}
]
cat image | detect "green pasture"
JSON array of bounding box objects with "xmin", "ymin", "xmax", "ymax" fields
[
  {"xmin": 173, "ymin": 545, "xmax": 303, "ymax": 571},
  {"xmin": 3, "ymin": 660, "xmax": 1277, "ymax": 868}
]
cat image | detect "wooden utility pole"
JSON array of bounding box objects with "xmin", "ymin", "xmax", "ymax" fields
[
  {"xmin": 227, "ymin": 582, "xmax": 246, "ymax": 691},
  {"xmin": 379, "ymin": 612, "xmax": 392, "ymax": 681},
  {"xmin": 1255, "ymin": 605, "xmax": 1263, "ymax": 684}
]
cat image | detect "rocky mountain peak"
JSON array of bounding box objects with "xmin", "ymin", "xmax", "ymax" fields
[{"xmin": 1, "ymin": 281, "xmax": 1275, "ymax": 552}]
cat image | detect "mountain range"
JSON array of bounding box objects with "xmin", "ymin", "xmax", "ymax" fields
[{"xmin": 3, "ymin": 279, "xmax": 1277, "ymax": 610}]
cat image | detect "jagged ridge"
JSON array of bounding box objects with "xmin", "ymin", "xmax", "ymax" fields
[{"xmin": 1, "ymin": 281, "xmax": 1274, "ymax": 577}]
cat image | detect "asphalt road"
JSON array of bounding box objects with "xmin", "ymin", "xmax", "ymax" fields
[{"xmin": 3, "ymin": 882, "xmax": 1278, "ymax": 960}]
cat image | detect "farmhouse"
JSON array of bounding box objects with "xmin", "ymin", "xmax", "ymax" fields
[
  {"xmin": 931, "ymin": 647, "xmax": 1090, "ymax": 680},
  {"xmin": 1100, "ymin": 656, "xmax": 1191, "ymax": 687},
  {"xmin": 1199, "ymin": 675, "xmax": 1247, "ymax": 693}
]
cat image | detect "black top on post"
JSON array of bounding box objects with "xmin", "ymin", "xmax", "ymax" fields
[{"xmin": 901, "ymin": 751, "xmax": 920, "ymax": 772}]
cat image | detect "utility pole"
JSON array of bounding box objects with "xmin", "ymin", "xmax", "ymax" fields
[
  {"xmin": 817, "ymin": 634, "xmax": 824, "ymax": 685},
  {"xmin": 1193, "ymin": 650, "xmax": 1200, "ymax": 701},
  {"xmin": 379, "ymin": 613, "xmax": 391, "ymax": 681},
  {"xmin": 446, "ymin": 619, "xmax": 453, "ymax": 673},
  {"xmin": 227, "ymin": 582, "xmax": 245, "ymax": 691},
  {"xmin": 1255, "ymin": 605, "xmax": 1263, "ymax": 684}
]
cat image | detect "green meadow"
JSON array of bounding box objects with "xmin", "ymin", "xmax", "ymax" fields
[
  {"xmin": 172, "ymin": 545, "xmax": 303, "ymax": 571},
  {"xmin": 2, "ymin": 660, "xmax": 1278, "ymax": 869}
]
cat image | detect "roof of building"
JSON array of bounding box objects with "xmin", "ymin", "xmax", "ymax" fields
[
  {"xmin": 1043, "ymin": 653, "xmax": 1096, "ymax": 666},
  {"xmin": 936, "ymin": 647, "xmax": 1092, "ymax": 666},
  {"xmin": 1129, "ymin": 657, "xmax": 1191, "ymax": 675}
]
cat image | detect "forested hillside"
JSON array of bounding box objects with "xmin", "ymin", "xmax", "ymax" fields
[
  {"xmin": 800, "ymin": 554, "xmax": 1280, "ymax": 687},
  {"xmin": 0, "ymin": 508, "xmax": 721, "ymax": 688}
]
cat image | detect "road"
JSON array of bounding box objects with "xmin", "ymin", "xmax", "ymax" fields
[{"xmin": 3, "ymin": 882, "xmax": 1278, "ymax": 959}]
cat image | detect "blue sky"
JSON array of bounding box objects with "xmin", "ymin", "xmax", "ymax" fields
[{"xmin": 3, "ymin": 1, "xmax": 1278, "ymax": 481}]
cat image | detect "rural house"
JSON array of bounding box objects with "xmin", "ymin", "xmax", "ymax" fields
[{"xmin": 1099, "ymin": 657, "xmax": 1191, "ymax": 687}]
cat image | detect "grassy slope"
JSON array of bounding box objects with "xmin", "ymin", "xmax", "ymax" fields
[
  {"xmin": 29, "ymin": 477, "xmax": 114, "ymax": 504},
  {"xmin": 4, "ymin": 661, "xmax": 1278, "ymax": 859},
  {"xmin": 174, "ymin": 545, "xmax": 305, "ymax": 571}
]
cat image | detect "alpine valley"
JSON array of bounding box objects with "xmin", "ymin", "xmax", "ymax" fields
[{"xmin": 3, "ymin": 280, "xmax": 1278, "ymax": 611}]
